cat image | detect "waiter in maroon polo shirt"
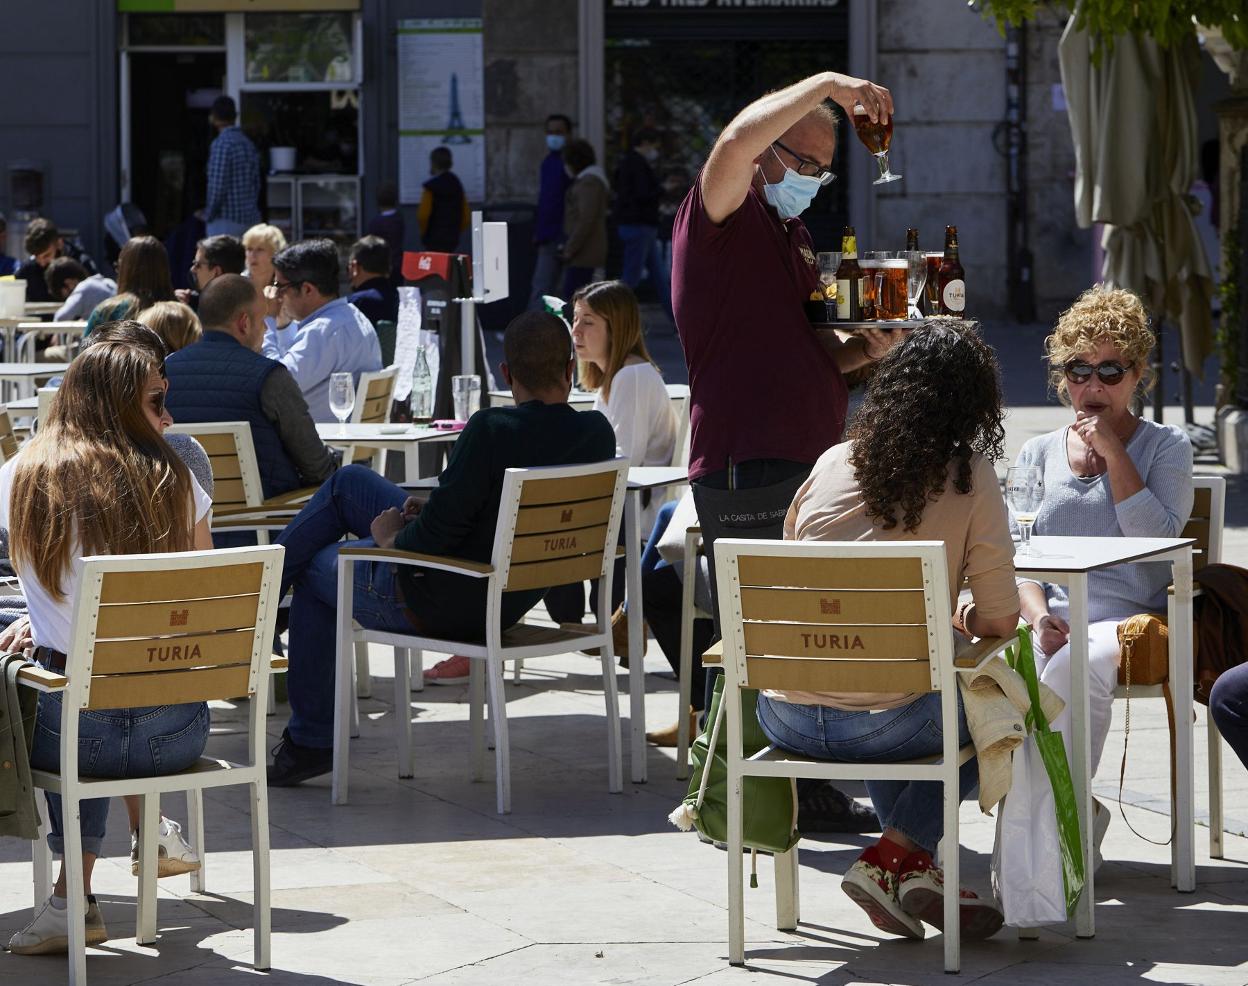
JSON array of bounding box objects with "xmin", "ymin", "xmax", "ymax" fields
[{"xmin": 671, "ymin": 71, "xmax": 899, "ymax": 831}]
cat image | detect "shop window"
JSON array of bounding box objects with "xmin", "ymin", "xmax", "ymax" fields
[
  {"xmin": 241, "ymin": 90, "xmax": 359, "ymax": 174},
  {"xmin": 245, "ymin": 12, "xmax": 354, "ymax": 84},
  {"xmin": 129, "ymin": 14, "xmax": 224, "ymax": 47}
]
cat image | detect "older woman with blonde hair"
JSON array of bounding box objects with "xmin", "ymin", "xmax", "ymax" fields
[
  {"xmin": 1012, "ymin": 285, "xmax": 1193, "ymax": 856},
  {"xmin": 243, "ymin": 223, "xmax": 291, "ymax": 336}
]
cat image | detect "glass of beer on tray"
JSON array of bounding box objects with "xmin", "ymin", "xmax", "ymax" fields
[
  {"xmin": 877, "ymin": 258, "xmax": 908, "ymax": 320},
  {"xmin": 853, "ymin": 103, "xmax": 901, "ymax": 185}
]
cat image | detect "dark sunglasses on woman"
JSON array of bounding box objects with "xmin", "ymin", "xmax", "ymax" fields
[{"xmin": 1062, "ymin": 360, "xmax": 1133, "ymax": 386}]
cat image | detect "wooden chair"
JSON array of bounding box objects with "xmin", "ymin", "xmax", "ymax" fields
[
  {"xmin": 341, "ymin": 365, "xmax": 399, "ymax": 471},
  {"xmin": 18, "ymin": 545, "xmax": 285, "ymax": 985},
  {"xmin": 332, "ymin": 458, "xmax": 630, "ymax": 812},
  {"xmin": 1111, "ymin": 476, "xmax": 1226, "ymax": 858},
  {"xmin": 0, "ymin": 405, "xmax": 19, "ymax": 462},
  {"xmin": 164, "ymin": 421, "xmax": 318, "ymax": 542},
  {"xmin": 712, "ymin": 538, "xmax": 1014, "ymax": 974}
]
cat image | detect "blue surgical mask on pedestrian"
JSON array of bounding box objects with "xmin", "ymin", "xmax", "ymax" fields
[
  {"xmin": 761, "ymin": 146, "xmax": 823, "ymax": 220},
  {"xmin": 546, "ymin": 134, "xmax": 566, "ymax": 152}
]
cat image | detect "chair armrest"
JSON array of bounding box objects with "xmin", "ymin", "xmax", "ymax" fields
[
  {"xmin": 338, "ymin": 546, "xmax": 494, "ymax": 578},
  {"xmin": 17, "ymin": 664, "xmax": 67, "ymax": 692},
  {"xmin": 702, "ymin": 640, "xmax": 723, "ymax": 666},
  {"xmin": 262, "ymin": 486, "xmax": 320, "ymax": 508},
  {"xmin": 1167, "ymin": 583, "xmax": 1203, "ymax": 598},
  {"xmin": 271, "ymin": 655, "xmax": 289, "ymax": 672},
  {"xmin": 953, "ymin": 634, "xmax": 1016, "ymax": 671}
]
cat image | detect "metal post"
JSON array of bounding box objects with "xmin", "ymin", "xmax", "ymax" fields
[
  {"xmin": 1238, "ymin": 146, "xmax": 1248, "ymax": 409},
  {"xmin": 1152, "ymin": 321, "xmax": 1165, "ymax": 422},
  {"xmin": 457, "ymin": 297, "xmax": 476, "ymax": 381}
]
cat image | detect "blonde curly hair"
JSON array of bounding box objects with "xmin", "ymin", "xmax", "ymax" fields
[{"xmin": 1045, "ymin": 284, "xmax": 1154, "ymax": 406}]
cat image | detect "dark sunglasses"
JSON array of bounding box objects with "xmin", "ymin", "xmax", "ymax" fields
[
  {"xmin": 148, "ymin": 388, "xmax": 166, "ymax": 417},
  {"xmin": 1062, "ymin": 360, "xmax": 1134, "ymax": 386}
]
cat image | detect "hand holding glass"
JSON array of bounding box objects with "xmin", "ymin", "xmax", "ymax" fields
[
  {"xmin": 1006, "ymin": 466, "xmax": 1043, "ymax": 556},
  {"xmin": 853, "ymin": 104, "xmax": 901, "ymax": 185},
  {"xmin": 328, "ymin": 372, "xmax": 355, "ymax": 437}
]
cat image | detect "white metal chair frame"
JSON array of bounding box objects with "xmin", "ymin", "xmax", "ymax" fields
[
  {"xmin": 714, "ymin": 538, "xmax": 1013, "ymax": 974},
  {"xmin": 332, "ymin": 458, "xmax": 631, "ymax": 812},
  {"xmin": 676, "ymin": 525, "xmax": 711, "ymax": 778},
  {"xmin": 341, "ymin": 364, "xmax": 399, "ymax": 471},
  {"xmin": 1109, "ymin": 476, "xmax": 1227, "ymax": 860},
  {"xmin": 18, "ymin": 545, "xmax": 285, "ymax": 985}
]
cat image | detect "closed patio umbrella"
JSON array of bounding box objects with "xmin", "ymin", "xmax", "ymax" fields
[{"xmin": 1059, "ymin": 14, "xmax": 1214, "ymax": 381}]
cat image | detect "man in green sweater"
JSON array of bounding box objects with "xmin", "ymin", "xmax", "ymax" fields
[{"xmin": 268, "ymin": 311, "xmax": 617, "ymax": 785}]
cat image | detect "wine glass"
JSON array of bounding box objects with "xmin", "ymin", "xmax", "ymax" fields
[
  {"xmin": 852, "ymin": 104, "xmax": 901, "ymax": 185},
  {"xmin": 329, "ymin": 371, "xmax": 355, "ymax": 437},
  {"xmin": 1006, "ymin": 466, "xmax": 1044, "ymax": 556},
  {"xmin": 904, "ymin": 250, "xmax": 927, "ymax": 319},
  {"xmin": 923, "ymin": 251, "xmax": 943, "ymax": 315}
]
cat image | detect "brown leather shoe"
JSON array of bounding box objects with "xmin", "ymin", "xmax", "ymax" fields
[
  {"xmin": 576, "ymin": 604, "xmax": 643, "ymax": 665},
  {"xmin": 646, "ymin": 706, "xmax": 699, "ymax": 747}
]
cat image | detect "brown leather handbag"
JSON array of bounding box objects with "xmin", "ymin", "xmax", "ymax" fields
[{"xmin": 1117, "ymin": 613, "xmax": 1170, "ymax": 687}]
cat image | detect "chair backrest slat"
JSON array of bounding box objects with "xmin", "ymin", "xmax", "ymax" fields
[
  {"xmin": 0, "ymin": 408, "xmax": 18, "ymax": 462},
  {"xmin": 513, "ymin": 494, "xmax": 614, "ymax": 535},
  {"xmin": 718, "ymin": 540, "xmax": 950, "ymax": 696},
  {"xmin": 496, "ymin": 461, "xmax": 628, "ymax": 595},
  {"xmin": 347, "ymin": 366, "xmax": 398, "ymax": 464},
  {"xmin": 69, "ymin": 549, "xmax": 281, "ymax": 713},
  {"xmin": 165, "ymin": 423, "xmax": 264, "ymax": 509}
]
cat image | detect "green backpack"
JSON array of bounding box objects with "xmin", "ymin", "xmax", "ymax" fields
[{"xmin": 669, "ymin": 675, "xmax": 800, "ymax": 854}]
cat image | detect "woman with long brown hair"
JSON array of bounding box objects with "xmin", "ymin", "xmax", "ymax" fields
[
  {"xmin": 83, "ymin": 235, "xmax": 177, "ymax": 336},
  {"xmin": 1, "ymin": 329, "xmax": 213, "ymax": 954}
]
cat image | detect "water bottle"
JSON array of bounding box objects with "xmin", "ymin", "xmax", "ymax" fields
[{"xmin": 410, "ymin": 348, "xmax": 433, "ymax": 421}]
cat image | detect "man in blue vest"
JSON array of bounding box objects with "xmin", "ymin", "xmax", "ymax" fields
[{"xmin": 165, "ymin": 274, "xmax": 339, "ymax": 510}]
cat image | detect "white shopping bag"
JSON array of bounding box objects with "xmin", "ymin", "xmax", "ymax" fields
[{"xmin": 991, "ymin": 734, "xmax": 1068, "ymax": 927}]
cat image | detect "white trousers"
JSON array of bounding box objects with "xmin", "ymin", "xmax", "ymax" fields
[{"xmin": 1034, "ymin": 619, "xmax": 1122, "ymax": 777}]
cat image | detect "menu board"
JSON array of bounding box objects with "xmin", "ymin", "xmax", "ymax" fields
[{"xmin": 397, "ymin": 18, "xmax": 485, "ymax": 205}]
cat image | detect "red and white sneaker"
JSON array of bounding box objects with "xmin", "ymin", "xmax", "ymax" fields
[
  {"xmin": 897, "ymin": 849, "xmax": 1004, "ymax": 941},
  {"xmin": 424, "ymin": 654, "xmax": 471, "ymax": 685},
  {"xmin": 841, "ymin": 846, "xmax": 925, "ymax": 939}
]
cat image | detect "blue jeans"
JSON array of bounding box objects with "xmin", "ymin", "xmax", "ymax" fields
[
  {"xmin": 617, "ymin": 223, "xmax": 659, "ymax": 288},
  {"xmin": 276, "ymin": 465, "xmax": 418, "ymax": 749},
  {"xmin": 206, "ymin": 218, "xmax": 247, "ymax": 237},
  {"xmin": 1211, "ymin": 662, "xmax": 1248, "ymax": 772},
  {"xmin": 30, "ymin": 694, "xmax": 209, "ymax": 856},
  {"xmin": 756, "ymin": 692, "xmax": 977, "ymax": 853}
]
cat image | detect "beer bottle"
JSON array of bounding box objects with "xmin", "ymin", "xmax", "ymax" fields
[
  {"xmin": 938, "ymin": 225, "xmax": 966, "ymax": 317},
  {"xmin": 906, "ymin": 227, "xmax": 919, "ymax": 251},
  {"xmin": 835, "ymin": 227, "xmax": 862, "ymax": 322}
]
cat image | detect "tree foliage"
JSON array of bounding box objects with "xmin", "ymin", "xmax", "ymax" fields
[{"xmin": 974, "ymin": 0, "xmax": 1248, "ymax": 53}]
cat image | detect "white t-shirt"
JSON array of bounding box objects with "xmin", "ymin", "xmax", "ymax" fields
[
  {"xmin": 593, "ymin": 361, "xmax": 678, "ymax": 531},
  {"xmin": 0, "ymin": 454, "xmax": 212, "ymax": 654}
]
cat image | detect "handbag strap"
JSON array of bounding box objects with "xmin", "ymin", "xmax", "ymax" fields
[
  {"xmin": 693, "ymin": 688, "xmax": 727, "ymax": 812},
  {"xmin": 1117, "ymin": 649, "xmax": 1177, "ymax": 847}
]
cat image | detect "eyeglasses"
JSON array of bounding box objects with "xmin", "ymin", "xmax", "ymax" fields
[
  {"xmin": 271, "ymin": 279, "xmax": 305, "ymax": 295},
  {"xmin": 189, "ymin": 260, "xmax": 210, "ymax": 270},
  {"xmin": 771, "ymin": 141, "xmax": 836, "ymax": 186},
  {"xmin": 1061, "ymin": 360, "xmax": 1135, "ymax": 386}
]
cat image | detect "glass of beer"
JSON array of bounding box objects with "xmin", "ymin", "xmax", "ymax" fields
[
  {"xmin": 853, "ymin": 104, "xmax": 901, "ymax": 185},
  {"xmin": 877, "ymin": 259, "xmax": 908, "ymax": 320}
]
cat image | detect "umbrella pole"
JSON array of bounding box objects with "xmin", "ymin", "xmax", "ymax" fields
[{"xmin": 1152, "ymin": 320, "xmax": 1165, "ymax": 422}]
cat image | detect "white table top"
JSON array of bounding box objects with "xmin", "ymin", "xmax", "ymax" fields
[
  {"xmin": 15, "ymin": 320, "xmax": 87, "ymax": 333},
  {"xmin": 3, "ymin": 396, "xmax": 38, "ymax": 412},
  {"xmin": 316, "ymin": 422, "xmax": 453, "ymax": 444},
  {"xmin": 626, "ymin": 466, "xmax": 688, "ymax": 490},
  {"xmin": 0, "ymin": 362, "xmax": 68, "ymax": 378},
  {"xmin": 24, "ymin": 302, "xmax": 61, "ymax": 316},
  {"xmin": 1014, "ymin": 535, "xmax": 1195, "ymax": 574}
]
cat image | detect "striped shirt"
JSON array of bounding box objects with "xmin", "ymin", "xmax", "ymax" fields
[{"xmin": 206, "ymin": 126, "xmax": 261, "ymax": 227}]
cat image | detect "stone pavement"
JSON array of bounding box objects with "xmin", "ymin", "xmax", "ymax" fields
[{"xmin": 2, "ymin": 353, "xmax": 1246, "ymax": 983}]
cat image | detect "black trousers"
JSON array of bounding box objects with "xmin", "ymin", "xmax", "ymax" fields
[
  {"xmin": 642, "ymin": 562, "xmax": 714, "ymax": 712},
  {"xmin": 691, "ymin": 458, "xmax": 812, "ymax": 711}
]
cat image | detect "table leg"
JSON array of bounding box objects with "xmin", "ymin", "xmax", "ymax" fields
[
  {"xmin": 625, "ymin": 489, "xmax": 646, "ymax": 784},
  {"xmin": 1170, "ymin": 547, "xmax": 1196, "ymax": 892},
  {"xmin": 1069, "ymin": 573, "xmax": 1094, "ymax": 938},
  {"xmin": 404, "ymin": 446, "xmax": 421, "ymax": 485}
]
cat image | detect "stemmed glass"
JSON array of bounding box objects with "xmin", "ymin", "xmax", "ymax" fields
[
  {"xmin": 1006, "ymin": 466, "xmax": 1044, "ymax": 556},
  {"xmin": 852, "ymin": 104, "xmax": 901, "ymax": 185},
  {"xmin": 904, "ymin": 250, "xmax": 927, "ymax": 319},
  {"xmin": 329, "ymin": 372, "xmax": 356, "ymax": 438}
]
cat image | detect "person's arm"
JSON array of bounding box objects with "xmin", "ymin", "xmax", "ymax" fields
[
  {"xmin": 417, "ymin": 188, "xmax": 433, "ymax": 238},
  {"xmin": 259, "ymin": 367, "xmax": 341, "ymax": 484},
  {"xmin": 204, "ymin": 138, "xmax": 224, "ymax": 221},
  {"xmin": 958, "ymin": 457, "xmax": 1023, "ymax": 638},
  {"xmin": 819, "ymin": 326, "xmax": 904, "ymax": 373},
  {"xmin": 394, "ymin": 414, "xmax": 493, "ymax": 558},
  {"xmin": 459, "ymin": 192, "xmax": 471, "ymax": 234},
  {"xmin": 272, "ymin": 320, "xmax": 337, "ymax": 398},
  {"xmin": 193, "ymin": 515, "xmax": 213, "ymax": 551},
  {"xmin": 54, "ymin": 283, "xmax": 84, "ymax": 322},
  {"xmin": 1105, "ymin": 426, "xmax": 1193, "ymax": 537},
  {"xmin": 701, "ymin": 72, "xmax": 892, "ymax": 225},
  {"xmin": 602, "ymin": 368, "xmax": 646, "ymax": 465},
  {"xmin": 561, "ymin": 183, "xmax": 591, "ymax": 260}
]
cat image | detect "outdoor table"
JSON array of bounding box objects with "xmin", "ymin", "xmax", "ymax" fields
[
  {"xmin": 623, "ymin": 465, "xmax": 689, "ymax": 782},
  {"xmin": 23, "ymin": 302, "xmax": 60, "ymax": 317},
  {"xmin": 489, "ymin": 389, "xmax": 598, "ymax": 411},
  {"xmin": 3, "ymin": 395, "xmax": 38, "ymax": 414},
  {"xmin": 1014, "ymin": 534, "xmax": 1195, "ymax": 938},
  {"xmin": 0, "ymin": 362, "xmax": 69, "ymax": 401},
  {"xmin": 316, "ymin": 422, "xmax": 456, "ymax": 484},
  {"xmin": 11, "ymin": 320, "xmax": 87, "ymax": 362}
]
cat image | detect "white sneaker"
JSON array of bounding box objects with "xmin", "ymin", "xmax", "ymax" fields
[
  {"xmin": 6, "ymin": 895, "xmax": 107, "ymax": 955},
  {"xmin": 131, "ymin": 816, "xmax": 202, "ymax": 878}
]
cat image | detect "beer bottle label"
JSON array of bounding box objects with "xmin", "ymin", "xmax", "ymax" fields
[
  {"xmin": 836, "ymin": 278, "xmax": 853, "ymax": 320},
  {"xmin": 942, "ymin": 279, "xmax": 966, "ymax": 313}
]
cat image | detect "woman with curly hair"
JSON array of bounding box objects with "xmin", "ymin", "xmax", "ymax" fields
[
  {"xmin": 756, "ymin": 321, "xmax": 1019, "ymax": 942},
  {"xmin": 1012, "ymin": 285, "xmax": 1192, "ymax": 854}
]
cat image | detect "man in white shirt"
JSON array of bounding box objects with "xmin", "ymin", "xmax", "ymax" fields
[
  {"xmin": 46, "ymin": 258, "xmax": 116, "ymax": 322},
  {"xmin": 264, "ymin": 239, "xmax": 383, "ymax": 422}
]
